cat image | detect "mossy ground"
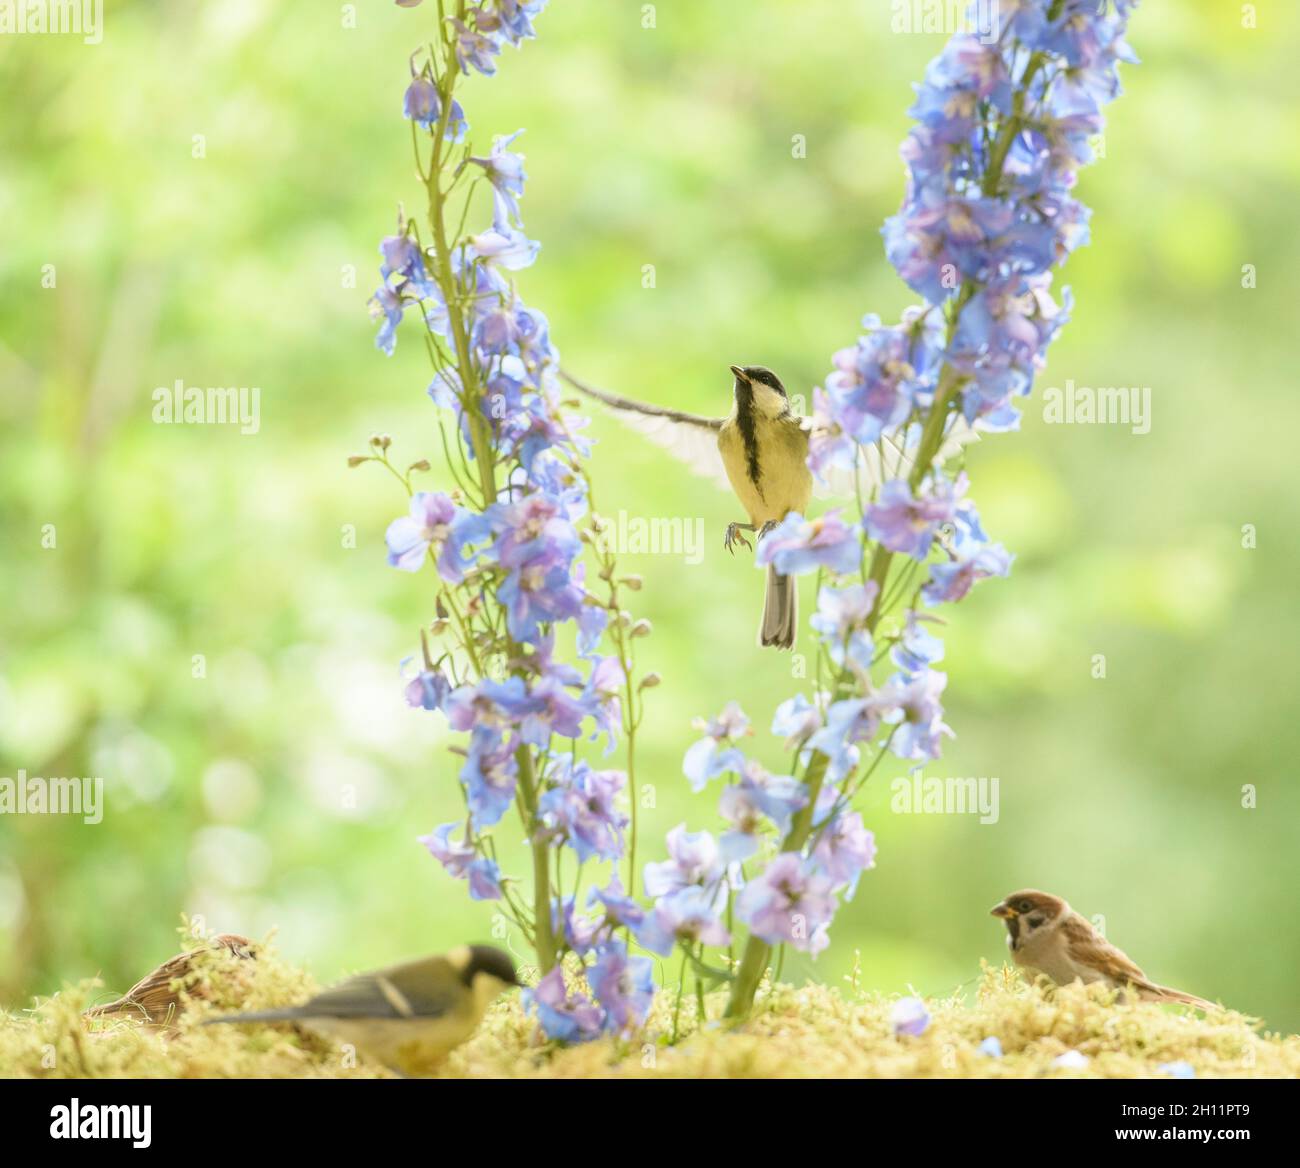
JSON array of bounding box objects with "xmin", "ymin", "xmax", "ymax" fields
[{"xmin": 3, "ymin": 932, "xmax": 1296, "ymax": 1079}]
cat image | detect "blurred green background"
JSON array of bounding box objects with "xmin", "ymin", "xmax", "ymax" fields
[{"xmin": 3, "ymin": 0, "xmax": 1298, "ymax": 1035}]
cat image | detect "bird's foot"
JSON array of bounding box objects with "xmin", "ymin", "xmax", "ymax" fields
[
  {"xmin": 724, "ymin": 522, "xmax": 754, "ymax": 555},
  {"xmin": 757, "ymin": 520, "xmax": 778, "ymax": 540}
]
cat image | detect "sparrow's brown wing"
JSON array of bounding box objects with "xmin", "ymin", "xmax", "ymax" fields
[
  {"xmin": 562, "ymin": 370, "xmax": 732, "ymax": 491},
  {"xmin": 86, "ymin": 934, "xmax": 256, "ymax": 1024},
  {"xmin": 1060, "ymin": 912, "xmax": 1151, "ymax": 986}
]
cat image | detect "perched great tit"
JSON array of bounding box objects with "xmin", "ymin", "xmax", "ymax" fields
[
  {"xmin": 206, "ymin": 945, "xmax": 518, "ymax": 1076},
  {"xmin": 565, "ymin": 364, "xmax": 977, "ymax": 651}
]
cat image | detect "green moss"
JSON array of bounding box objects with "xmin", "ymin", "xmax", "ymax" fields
[{"xmin": 4, "ymin": 935, "xmax": 1296, "ymax": 1079}]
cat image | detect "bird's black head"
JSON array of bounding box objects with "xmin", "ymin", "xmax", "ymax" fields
[
  {"xmin": 461, "ymin": 945, "xmax": 519, "ymax": 987},
  {"xmin": 730, "ymin": 364, "xmax": 787, "ymax": 398}
]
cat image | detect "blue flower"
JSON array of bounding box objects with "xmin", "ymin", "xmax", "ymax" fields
[
  {"xmin": 735, "ymin": 852, "xmax": 836, "ymax": 955},
  {"xmin": 810, "ymin": 810, "xmax": 875, "ymax": 898},
  {"xmin": 403, "ymin": 665, "xmax": 452, "ymax": 712},
  {"xmin": 367, "ymin": 286, "xmax": 404, "ymax": 355},
  {"xmin": 863, "ymin": 475, "xmax": 964, "ymax": 560},
  {"xmin": 385, "ymin": 491, "xmax": 490, "ymax": 580},
  {"xmin": 978, "ymin": 1036, "xmax": 1003, "ymax": 1058},
  {"xmin": 771, "ymin": 693, "xmax": 822, "ymax": 749},
  {"xmin": 469, "ymin": 129, "xmax": 528, "ymax": 228},
  {"xmin": 809, "ymin": 582, "xmax": 878, "ymax": 675},
  {"xmin": 682, "ymin": 701, "xmax": 750, "ymax": 791},
  {"xmin": 538, "ymin": 761, "xmax": 626, "ymax": 863},
  {"xmin": 756, "ymin": 510, "xmax": 862, "ymax": 577},
  {"xmin": 922, "ymin": 540, "xmax": 1013, "ymax": 605},
  {"xmin": 459, "ymin": 727, "xmax": 518, "ymax": 829},
  {"xmin": 525, "ymin": 967, "xmax": 604, "ymax": 1044},
  {"xmin": 891, "ymin": 997, "xmax": 930, "ymax": 1037},
  {"xmin": 589, "ymin": 940, "xmax": 654, "ymax": 1035},
  {"xmin": 467, "ymin": 224, "xmax": 540, "ymax": 271},
  {"xmin": 637, "ymin": 885, "xmax": 731, "ymax": 956},
  {"xmin": 643, "ymin": 824, "xmax": 724, "ymax": 898}
]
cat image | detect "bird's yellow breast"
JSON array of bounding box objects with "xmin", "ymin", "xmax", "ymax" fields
[{"xmin": 717, "ymin": 415, "xmax": 812, "ymax": 526}]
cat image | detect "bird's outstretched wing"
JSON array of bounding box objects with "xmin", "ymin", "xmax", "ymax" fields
[
  {"xmin": 564, "ymin": 369, "xmax": 980, "ymax": 501},
  {"xmin": 802, "ymin": 417, "xmax": 980, "ymax": 500},
  {"xmin": 562, "ymin": 370, "xmax": 733, "ymax": 492}
]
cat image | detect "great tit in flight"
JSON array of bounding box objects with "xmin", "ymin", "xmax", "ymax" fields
[
  {"xmin": 207, "ymin": 945, "xmax": 518, "ymax": 1076},
  {"xmin": 565, "ymin": 364, "xmax": 976, "ymax": 651}
]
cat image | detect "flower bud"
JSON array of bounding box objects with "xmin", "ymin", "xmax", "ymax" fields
[
  {"xmin": 630, "ymin": 619, "xmax": 652, "ymax": 638},
  {"xmin": 639, "ymin": 672, "xmax": 662, "ymax": 690},
  {"xmin": 619, "ymin": 575, "xmax": 643, "ymax": 591},
  {"xmin": 347, "ymin": 455, "xmax": 369, "ymax": 468}
]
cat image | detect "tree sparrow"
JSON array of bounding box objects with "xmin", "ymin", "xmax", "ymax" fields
[
  {"xmin": 85, "ymin": 933, "xmax": 257, "ymax": 1027},
  {"xmin": 990, "ymin": 889, "xmax": 1214, "ymax": 1010}
]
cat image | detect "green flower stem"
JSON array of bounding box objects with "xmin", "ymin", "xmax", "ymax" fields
[
  {"xmin": 722, "ymin": 37, "xmax": 1057, "ymax": 1019},
  {"xmin": 417, "ymin": 12, "xmax": 558, "ymax": 973}
]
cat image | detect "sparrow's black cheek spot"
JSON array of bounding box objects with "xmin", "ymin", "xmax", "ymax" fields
[{"xmin": 1027, "ymin": 915, "xmax": 1044, "ymax": 929}]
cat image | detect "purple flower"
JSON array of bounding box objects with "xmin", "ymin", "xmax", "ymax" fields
[
  {"xmin": 589, "ymin": 940, "xmax": 654, "ymax": 1035},
  {"xmin": 379, "ymin": 232, "xmax": 437, "ymax": 299},
  {"xmin": 736, "ymin": 853, "xmax": 836, "ymax": 955},
  {"xmin": 771, "ymin": 693, "xmax": 822, "ymax": 750},
  {"xmin": 525, "ymin": 967, "xmax": 604, "ymax": 1044},
  {"xmin": 367, "ymin": 286, "xmax": 404, "ymax": 355},
  {"xmin": 418, "ymin": 822, "xmax": 475, "ymax": 878},
  {"xmin": 807, "ymin": 695, "xmax": 890, "ymax": 781},
  {"xmin": 717, "ymin": 761, "xmax": 807, "ymax": 863},
  {"xmin": 891, "ymin": 612, "xmax": 945, "ymax": 675},
  {"xmin": 450, "ymin": 16, "xmax": 501, "ymax": 76},
  {"xmin": 403, "ymin": 664, "xmax": 452, "ymax": 712},
  {"xmin": 467, "ymin": 225, "xmax": 540, "ymax": 271},
  {"xmin": 466, "ymin": 857, "xmax": 503, "ymax": 900},
  {"xmin": 401, "ymin": 75, "xmax": 467, "ymax": 143},
  {"xmin": 882, "ymin": 669, "xmax": 952, "ymax": 763},
  {"xmin": 891, "ymin": 996, "xmax": 930, "ymax": 1037},
  {"xmin": 682, "ymin": 701, "xmax": 750, "ymax": 791},
  {"xmin": 863, "ymin": 475, "xmax": 965, "ymax": 560},
  {"xmin": 538, "ymin": 761, "xmax": 626, "ymax": 863},
  {"xmin": 922, "ymin": 541, "xmax": 1013, "ymax": 605},
  {"xmin": 809, "ymin": 582, "xmax": 878, "ymax": 675},
  {"xmin": 757, "ymin": 510, "xmax": 862, "ymax": 577},
  {"xmin": 637, "ymin": 885, "xmax": 731, "ymax": 956},
  {"xmin": 643, "ymin": 824, "xmax": 724, "ymax": 898},
  {"xmin": 385, "ymin": 492, "xmax": 489, "ymax": 580},
  {"xmin": 469, "ymin": 129, "xmax": 528, "ymax": 228},
  {"xmin": 587, "ymin": 877, "xmax": 646, "ymax": 933},
  {"xmin": 810, "ymin": 810, "xmax": 876, "ymax": 898},
  {"xmin": 460, "ymin": 727, "xmax": 518, "ymax": 829}
]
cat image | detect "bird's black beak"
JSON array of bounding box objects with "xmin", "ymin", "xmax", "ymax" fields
[
  {"xmin": 730, "ymin": 364, "xmax": 749, "ymax": 383},
  {"xmin": 990, "ymin": 902, "xmax": 1016, "ymax": 919}
]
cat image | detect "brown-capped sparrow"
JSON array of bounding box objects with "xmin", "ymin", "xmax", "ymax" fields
[
  {"xmin": 991, "ymin": 889, "xmax": 1214, "ymax": 1009},
  {"xmin": 85, "ymin": 933, "xmax": 257, "ymax": 1027}
]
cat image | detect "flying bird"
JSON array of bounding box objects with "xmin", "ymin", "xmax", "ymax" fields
[
  {"xmin": 991, "ymin": 889, "xmax": 1214, "ymax": 1009},
  {"xmin": 84, "ymin": 933, "xmax": 257, "ymax": 1028},
  {"xmin": 206, "ymin": 945, "xmax": 518, "ymax": 1076},
  {"xmin": 565, "ymin": 364, "xmax": 975, "ymax": 650}
]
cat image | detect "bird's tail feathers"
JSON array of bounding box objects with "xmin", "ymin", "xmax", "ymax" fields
[
  {"xmin": 760, "ymin": 565, "xmax": 797, "ymax": 650},
  {"xmin": 203, "ymin": 1008, "xmax": 307, "ymax": 1026},
  {"xmin": 1144, "ymin": 984, "xmax": 1215, "ymax": 1011}
]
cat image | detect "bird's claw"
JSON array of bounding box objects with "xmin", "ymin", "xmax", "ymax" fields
[
  {"xmin": 758, "ymin": 520, "xmax": 777, "ymax": 540},
  {"xmin": 724, "ymin": 523, "xmax": 753, "ymax": 555}
]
